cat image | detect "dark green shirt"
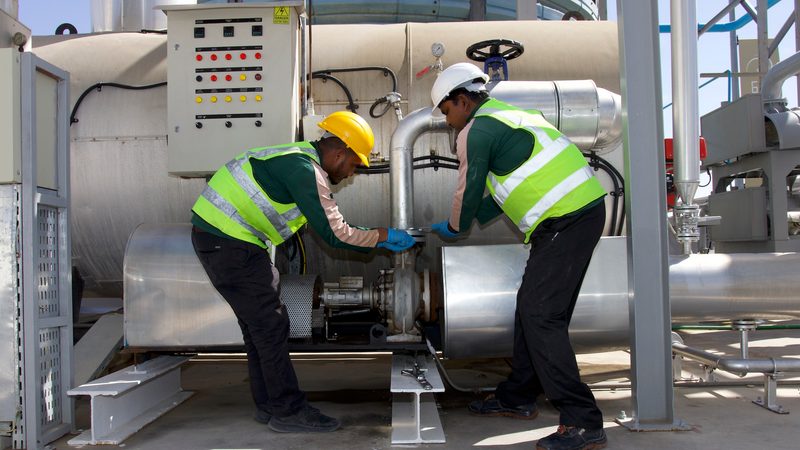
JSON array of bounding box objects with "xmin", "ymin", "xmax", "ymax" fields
[
  {"xmin": 451, "ymin": 97, "xmax": 535, "ymax": 232},
  {"xmin": 193, "ymin": 143, "xmax": 377, "ymax": 252}
]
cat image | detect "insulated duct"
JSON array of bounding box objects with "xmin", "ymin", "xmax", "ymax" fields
[
  {"xmin": 442, "ymin": 238, "xmax": 800, "ymax": 358},
  {"xmin": 762, "ymin": 50, "xmax": 800, "ymax": 113}
]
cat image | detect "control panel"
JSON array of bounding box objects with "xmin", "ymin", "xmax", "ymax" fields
[{"xmin": 161, "ymin": 3, "xmax": 302, "ymax": 176}]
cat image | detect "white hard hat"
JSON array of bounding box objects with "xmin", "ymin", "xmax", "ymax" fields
[{"xmin": 430, "ymin": 62, "xmax": 489, "ymax": 108}]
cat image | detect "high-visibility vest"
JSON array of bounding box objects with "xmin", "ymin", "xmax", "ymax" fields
[
  {"xmin": 191, "ymin": 142, "xmax": 319, "ymax": 249},
  {"xmin": 477, "ymin": 99, "xmax": 606, "ymax": 242}
]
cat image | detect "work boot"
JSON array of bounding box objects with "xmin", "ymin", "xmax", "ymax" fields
[
  {"xmin": 536, "ymin": 425, "xmax": 607, "ymax": 450},
  {"xmin": 467, "ymin": 394, "xmax": 538, "ymax": 419},
  {"xmin": 269, "ymin": 405, "xmax": 340, "ymax": 433},
  {"xmin": 254, "ymin": 408, "xmax": 271, "ymax": 424}
]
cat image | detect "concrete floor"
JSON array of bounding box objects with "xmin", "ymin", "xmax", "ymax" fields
[{"xmin": 52, "ymin": 325, "xmax": 800, "ymax": 450}]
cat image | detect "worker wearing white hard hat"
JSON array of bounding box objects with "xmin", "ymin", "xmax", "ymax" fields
[
  {"xmin": 190, "ymin": 111, "xmax": 415, "ymax": 433},
  {"xmin": 428, "ymin": 63, "xmax": 608, "ymax": 450}
]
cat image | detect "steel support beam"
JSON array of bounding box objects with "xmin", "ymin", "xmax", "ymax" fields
[
  {"xmin": 615, "ymin": 0, "xmax": 685, "ymax": 431},
  {"xmin": 757, "ymin": 0, "xmax": 770, "ymax": 87}
]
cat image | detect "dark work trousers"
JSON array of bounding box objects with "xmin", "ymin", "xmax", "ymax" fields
[
  {"xmin": 191, "ymin": 228, "xmax": 306, "ymax": 417},
  {"xmin": 495, "ymin": 200, "xmax": 606, "ymax": 430}
]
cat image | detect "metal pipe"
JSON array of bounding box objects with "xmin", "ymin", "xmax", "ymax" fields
[
  {"xmin": 768, "ymin": 13, "xmax": 794, "ymax": 58},
  {"xmin": 671, "ymin": 0, "xmax": 700, "ymax": 206},
  {"xmin": 672, "ymin": 342, "xmax": 800, "ymax": 377},
  {"xmin": 699, "ymin": 0, "xmax": 741, "ymax": 36},
  {"xmin": 387, "ymin": 108, "xmax": 446, "ymax": 337},
  {"xmin": 795, "ymin": 0, "xmax": 800, "ymax": 105},
  {"xmin": 740, "ymin": 330, "xmax": 750, "ymax": 359},
  {"xmin": 657, "ymin": 0, "xmax": 781, "ymax": 34},
  {"xmin": 761, "ymin": 51, "xmax": 800, "ymax": 110},
  {"xmin": 300, "ymin": 13, "xmax": 309, "ymax": 117},
  {"xmin": 730, "ymin": 7, "xmax": 740, "ymax": 101},
  {"xmin": 741, "ymin": 0, "xmax": 758, "ymax": 23},
  {"xmin": 389, "ymin": 107, "xmax": 448, "ymax": 232}
]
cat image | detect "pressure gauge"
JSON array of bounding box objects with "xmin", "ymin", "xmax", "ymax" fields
[{"xmin": 431, "ymin": 42, "xmax": 446, "ymax": 58}]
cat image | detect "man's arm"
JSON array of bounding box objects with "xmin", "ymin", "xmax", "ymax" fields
[
  {"xmin": 256, "ymin": 155, "xmax": 381, "ymax": 252},
  {"xmin": 449, "ymin": 120, "xmax": 494, "ymax": 232}
]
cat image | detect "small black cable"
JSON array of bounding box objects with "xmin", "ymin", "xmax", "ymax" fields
[
  {"xmin": 70, "ymin": 81, "xmax": 167, "ymax": 125},
  {"xmin": 308, "ymin": 73, "xmax": 357, "ymax": 112},
  {"xmin": 369, "ymin": 97, "xmax": 392, "ymax": 118},
  {"xmin": 313, "ymin": 66, "xmax": 397, "ymax": 92},
  {"xmin": 699, "ymin": 168, "xmax": 712, "ymax": 188}
]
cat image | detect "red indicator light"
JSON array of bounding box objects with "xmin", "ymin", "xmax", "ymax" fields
[
  {"xmin": 210, "ymin": 74, "xmax": 218, "ymax": 82},
  {"xmin": 255, "ymin": 73, "xmax": 262, "ymax": 81},
  {"xmin": 225, "ymin": 53, "xmax": 232, "ymax": 60},
  {"xmin": 240, "ymin": 53, "xmax": 247, "ymax": 60},
  {"xmin": 211, "ymin": 54, "xmax": 218, "ymax": 61},
  {"xmin": 255, "ymin": 52, "xmax": 262, "ymax": 60},
  {"xmin": 225, "ymin": 74, "xmax": 232, "ymax": 81},
  {"xmin": 195, "ymin": 54, "xmax": 203, "ymax": 61}
]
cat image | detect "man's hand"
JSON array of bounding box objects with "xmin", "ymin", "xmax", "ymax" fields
[
  {"xmin": 431, "ymin": 220, "xmax": 459, "ymax": 239},
  {"xmin": 376, "ymin": 228, "xmax": 416, "ymax": 252}
]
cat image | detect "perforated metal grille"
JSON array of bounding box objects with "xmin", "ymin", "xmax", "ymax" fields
[
  {"xmin": 37, "ymin": 206, "xmax": 59, "ymax": 319},
  {"xmin": 38, "ymin": 327, "xmax": 62, "ymax": 427},
  {"xmin": 281, "ymin": 275, "xmax": 318, "ymax": 339}
]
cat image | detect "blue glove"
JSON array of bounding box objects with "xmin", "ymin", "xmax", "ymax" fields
[
  {"xmin": 377, "ymin": 227, "xmax": 416, "ymax": 252},
  {"xmin": 431, "ymin": 220, "xmax": 459, "ymax": 239}
]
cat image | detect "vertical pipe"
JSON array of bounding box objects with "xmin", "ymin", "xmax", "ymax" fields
[
  {"xmin": 468, "ymin": 0, "xmax": 486, "ymax": 21},
  {"xmin": 795, "ymin": 0, "xmax": 800, "ymax": 105},
  {"xmin": 671, "ymin": 0, "xmax": 700, "ymax": 206},
  {"xmin": 300, "ymin": 13, "xmax": 309, "ymax": 117},
  {"xmin": 740, "ymin": 330, "xmax": 750, "ymax": 358},
  {"xmin": 757, "ymin": 0, "xmax": 770, "ymax": 86},
  {"xmin": 517, "ymin": 0, "xmax": 537, "ymax": 20},
  {"xmin": 616, "ymin": 0, "xmax": 676, "ymax": 429},
  {"xmin": 598, "ymin": 0, "xmax": 608, "ymax": 20},
  {"xmin": 389, "ymin": 108, "xmax": 448, "ymax": 232},
  {"xmin": 731, "ymin": 7, "xmax": 741, "ymax": 101}
]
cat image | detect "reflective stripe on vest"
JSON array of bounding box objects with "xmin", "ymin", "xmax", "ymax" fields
[
  {"xmin": 477, "ymin": 100, "xmax": 605, "ymax": 239},
  {"xmin": 192, "ymin": 142, "xmax": 319, "ymax": 248}
]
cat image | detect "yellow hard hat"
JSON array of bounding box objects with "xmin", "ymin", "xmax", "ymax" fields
[{"xmin": 318, "ymin": 111, "xmax": 375, "ymax": 167}]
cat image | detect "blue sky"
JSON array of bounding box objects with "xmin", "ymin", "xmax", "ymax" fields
[{"xmin": 16, "ymin": 0, "xmax": 800, "ymax": 137}]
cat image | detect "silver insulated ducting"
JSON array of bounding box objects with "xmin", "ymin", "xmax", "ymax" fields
[{"xmin": 442, "ymin": 238, "xmax": 800, "ymax": 358}]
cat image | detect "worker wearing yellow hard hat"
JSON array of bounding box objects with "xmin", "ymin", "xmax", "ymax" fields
[
  {"xmin": 190, "ymin": 110, "xmax": 414, "ymax": 433},
  {"xmin": 317, "ymin": 110, "xmax": 375, "ymax": 167}
]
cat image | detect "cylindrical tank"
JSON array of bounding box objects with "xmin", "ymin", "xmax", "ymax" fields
[
  {"xmin": 30, "ymin": 20, "xmax": 620, "ymax": 296},
  {"xmin": 442, "ymin": 238, "xmax": 800, "ymax": 358},
  {"xmin": 90, "ymin": 0, "xmax": 197, "ymax": 33}
]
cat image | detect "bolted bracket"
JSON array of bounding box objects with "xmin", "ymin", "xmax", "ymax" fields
[{"xmin": 753, "ymin": 373, "xmax": 789, "ymax": 414}]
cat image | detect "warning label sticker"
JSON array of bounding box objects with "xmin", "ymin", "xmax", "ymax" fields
[{"xmin": 273, "ymin": 7, "xmax": 290, "ymax": 24}]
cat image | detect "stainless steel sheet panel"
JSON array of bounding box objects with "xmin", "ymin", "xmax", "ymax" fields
[
  {"xmin": 124, "ymin": 223, "xmax": 243, "ymax": 347},
  {"xmin": 124, "ymin": 223, "xmax": 319, "ymax": 347},
  {"xmin": 0, "ymin": 186, "xmax": 19, "ymax": 421}
]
